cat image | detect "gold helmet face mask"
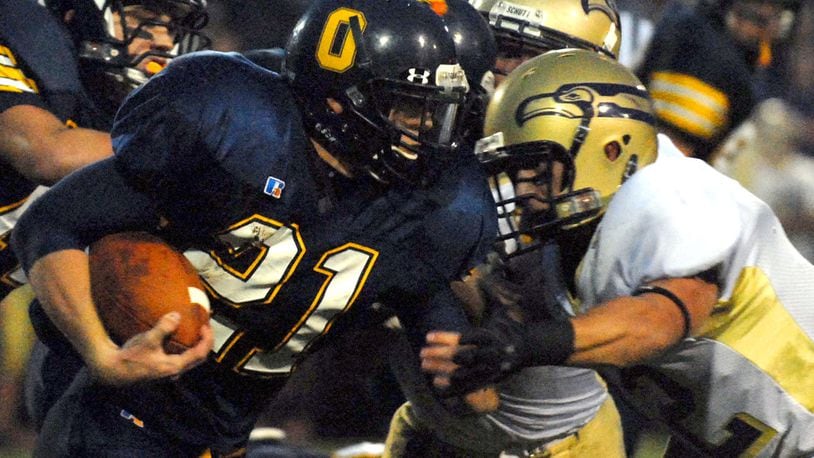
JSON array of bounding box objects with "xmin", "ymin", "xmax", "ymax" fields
[
  {"xmin": 477, "ymin": 49, "xmax": 658, "ymax": 256},
  {"xmin": 469, "ymin": 0, "xmax": 622, "ymax": 60}
]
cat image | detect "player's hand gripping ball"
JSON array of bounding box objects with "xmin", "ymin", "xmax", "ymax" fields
[{"xmin": 89, "ymin": 232, "xmax": 211, "ymax": 354}]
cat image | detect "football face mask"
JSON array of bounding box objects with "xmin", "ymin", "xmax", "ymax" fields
[
  {"xmin": 478, "ymin": 49, "xmax": 659, "ymax": 257},
  {"xmin": 359, "ymin": 66, "xmax": 469, "ymax": 185},
  {"xmin": 69, "ymin": 0, "xmax": 209, "ymax": 88}
]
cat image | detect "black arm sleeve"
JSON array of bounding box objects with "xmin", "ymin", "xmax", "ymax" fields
[{"xmin": 11, "ymin": 157, "xmax": 161, "ymax": 273}]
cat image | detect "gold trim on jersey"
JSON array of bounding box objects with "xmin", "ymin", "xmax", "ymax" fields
[
  {"xmin": 699, "ymin": 266, "xmax": 814, "ymax": 412},
  {"xmin": 732, "ymin": 412, "xmax": 778, "ymax": 457},
  {"xmin": 0, "ymin": 45, "xmax": 38, "ymax": 94},
  {"xmin": 207, "ymin": 214, "xmax": 306, "ymax": 307},
  {"xmin": 649, "ymin": 71, "xmax": 729, "ymax": 140},
  {"xmin": 276, "ymin": 242, "xmax": 379, "ymax": 348},
  {"xmin": 214, "ymin": 329, "xmax": 246, "ymax": 364},
  {"xmin": 0, "ymin": 194, "xmax": 29, "ymax": 215}
]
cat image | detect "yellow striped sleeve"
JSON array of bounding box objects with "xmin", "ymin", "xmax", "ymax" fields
[
  {"xmin": 648, "ymin": 71, "xmax": 729, "ymax": 140},
  {"xmin": 0, "ymin": 44, "xmax": 38, "ymax": 94}
]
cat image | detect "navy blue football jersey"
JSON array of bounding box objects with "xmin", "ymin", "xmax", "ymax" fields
[{"xmin": 18, "ymin": 51, "xmax": 497, "ymax": 450}]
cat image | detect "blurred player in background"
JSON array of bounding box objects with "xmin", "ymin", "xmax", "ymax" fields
[
  {"xmin": 0, "ymin": 0, "xmax": 208, "ymax": 443},
  {"xmin": 423, "ymin": 48, "xmax": 814, "ymax": 457},
  {"xmin": 469, "ymin": 0, "xmax": 620, "ymax": 91},
  {"xmin": 714, "ymin": 0, "xmax": 814, "ymax": 262},
  {"xmin": 11, "ymin": 0, "xmax": 498, "ymax": 454},
  {"xmin": 636, "ymin": 0, "xmax": 802, "ymax": 161}
]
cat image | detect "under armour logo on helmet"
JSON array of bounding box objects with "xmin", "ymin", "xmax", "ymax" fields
[{"xmin": 406, "ymin": 68, "xmax": 431, "ymax": 85}]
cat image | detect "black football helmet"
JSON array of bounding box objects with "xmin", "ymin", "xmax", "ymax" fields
[
  {"xmin": 443, "ymin": 0, "xmax": 497, "ymax": 90},
  {"xmin": 42, "ymin": 0, "xmax": 209, "ymax": 93},
  {"xmin": 702, "ymin": 0, "xmax": 801, "ymax": 41},
  {"xmin": 442, "ymin": 0, "xmax": 498, "ymax": 142},
  {"xmin": 284, "ymin": 0, "xmax": 470, "ymax": 187}
]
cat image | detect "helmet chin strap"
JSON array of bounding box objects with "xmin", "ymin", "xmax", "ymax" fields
[{"xmin": 621, "ymin": 154, "xmax": 639, "ymax": 184}]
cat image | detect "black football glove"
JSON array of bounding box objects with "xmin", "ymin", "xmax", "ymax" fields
[
  {"xmin": 446, "ymin": 316, "xmax": 574, "ymax": 394},
  {"xmin": 445, "ymin": 307, "xmax": 576, "ymax": 396},
  {"xmin": 440, "ymin": 248, "xmax": 576, "ymax": 396},
  {"xmin": 446, "ymin": 306, "xmax": 528, "ymax": 394}
]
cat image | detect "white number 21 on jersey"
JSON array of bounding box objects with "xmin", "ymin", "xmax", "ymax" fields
[{"xmin": 184, "ymin": 215, "xmax": 378, "ymax": 376}]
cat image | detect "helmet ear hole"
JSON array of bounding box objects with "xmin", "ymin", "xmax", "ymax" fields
[{"xmin": 604, "ymin": 141, "xmax": 621, "ymax": 162}]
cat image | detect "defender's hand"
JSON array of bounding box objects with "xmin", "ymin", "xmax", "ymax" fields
[
  {"xmin": 421, "ymin": 331, "xmax": 502, "ymax": 412},
  {"xmin": 422, "ymin": 309, "xmax": 529, "ymax": 396},
  {"xmin": 423, "ymin": 316, "xmax": 575, "ymax": 396},
  {"xmin": 90, "ymin": 312, "xmax": 213, "ymax": 386},
  {"xmin": 421, "ymin": 330, "xmax": 463, "ymax": 389}
]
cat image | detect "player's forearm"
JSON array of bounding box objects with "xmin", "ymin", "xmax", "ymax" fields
[
  {"xmin": 567, "ymin": 276, "xmax": 719, "ymax": 367},
  {"xmin": 568, "ymin": 277, "xmax": 718, "ymax": 366},
  {"xmin": 0, "ymin": 105, "xmax": 112, "ymax": 184},
  {"xmin": 42, "ymin": 127, "xmax": 113, "ymax": 182},
  {"xmin": 11, "ymin": 127, "xmax": 112, "ymax": 184},
  {"xmin": 28, "ymin": 250, "xmax": 118, "ymax": 367},
  {"xmin": 567, "ymin": 295, "xmax": 686, "ymax": 367}
]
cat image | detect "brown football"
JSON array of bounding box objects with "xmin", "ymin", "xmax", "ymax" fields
[{"xmin": 89, "ymin": 231, "xmax": 211, "ymax": 354}]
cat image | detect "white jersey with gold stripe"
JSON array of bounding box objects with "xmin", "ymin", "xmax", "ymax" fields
[{"xmin": 577, "ymin": 135, "xmax": 814, "ymax": 456}]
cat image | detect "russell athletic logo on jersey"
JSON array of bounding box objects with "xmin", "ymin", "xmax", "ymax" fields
[{"xmin": 264, "ymin": 176, "xmax": 286, "ymax": 199}]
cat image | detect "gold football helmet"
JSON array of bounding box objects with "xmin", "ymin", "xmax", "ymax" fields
[
  {"xmin": 468, "ymin": 0, "xmax": 622, "ymax": 59},
  {"xmin": 477, "ymin": 49, "xmax": 658, "ymax": 255}
]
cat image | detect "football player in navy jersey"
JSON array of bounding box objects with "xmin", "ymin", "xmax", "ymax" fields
[
  {"xmin": 0, "ymin": 0, "xmax": 208, "ymax": 442},
  {"xmin": 11, "ymin": 0, "xmax": 497, "ymax": 455}
]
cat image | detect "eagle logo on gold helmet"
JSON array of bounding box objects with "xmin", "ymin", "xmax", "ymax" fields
[{"xmin": 515, "ymin": 82, "xmax": 654, "ymax": 128}]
